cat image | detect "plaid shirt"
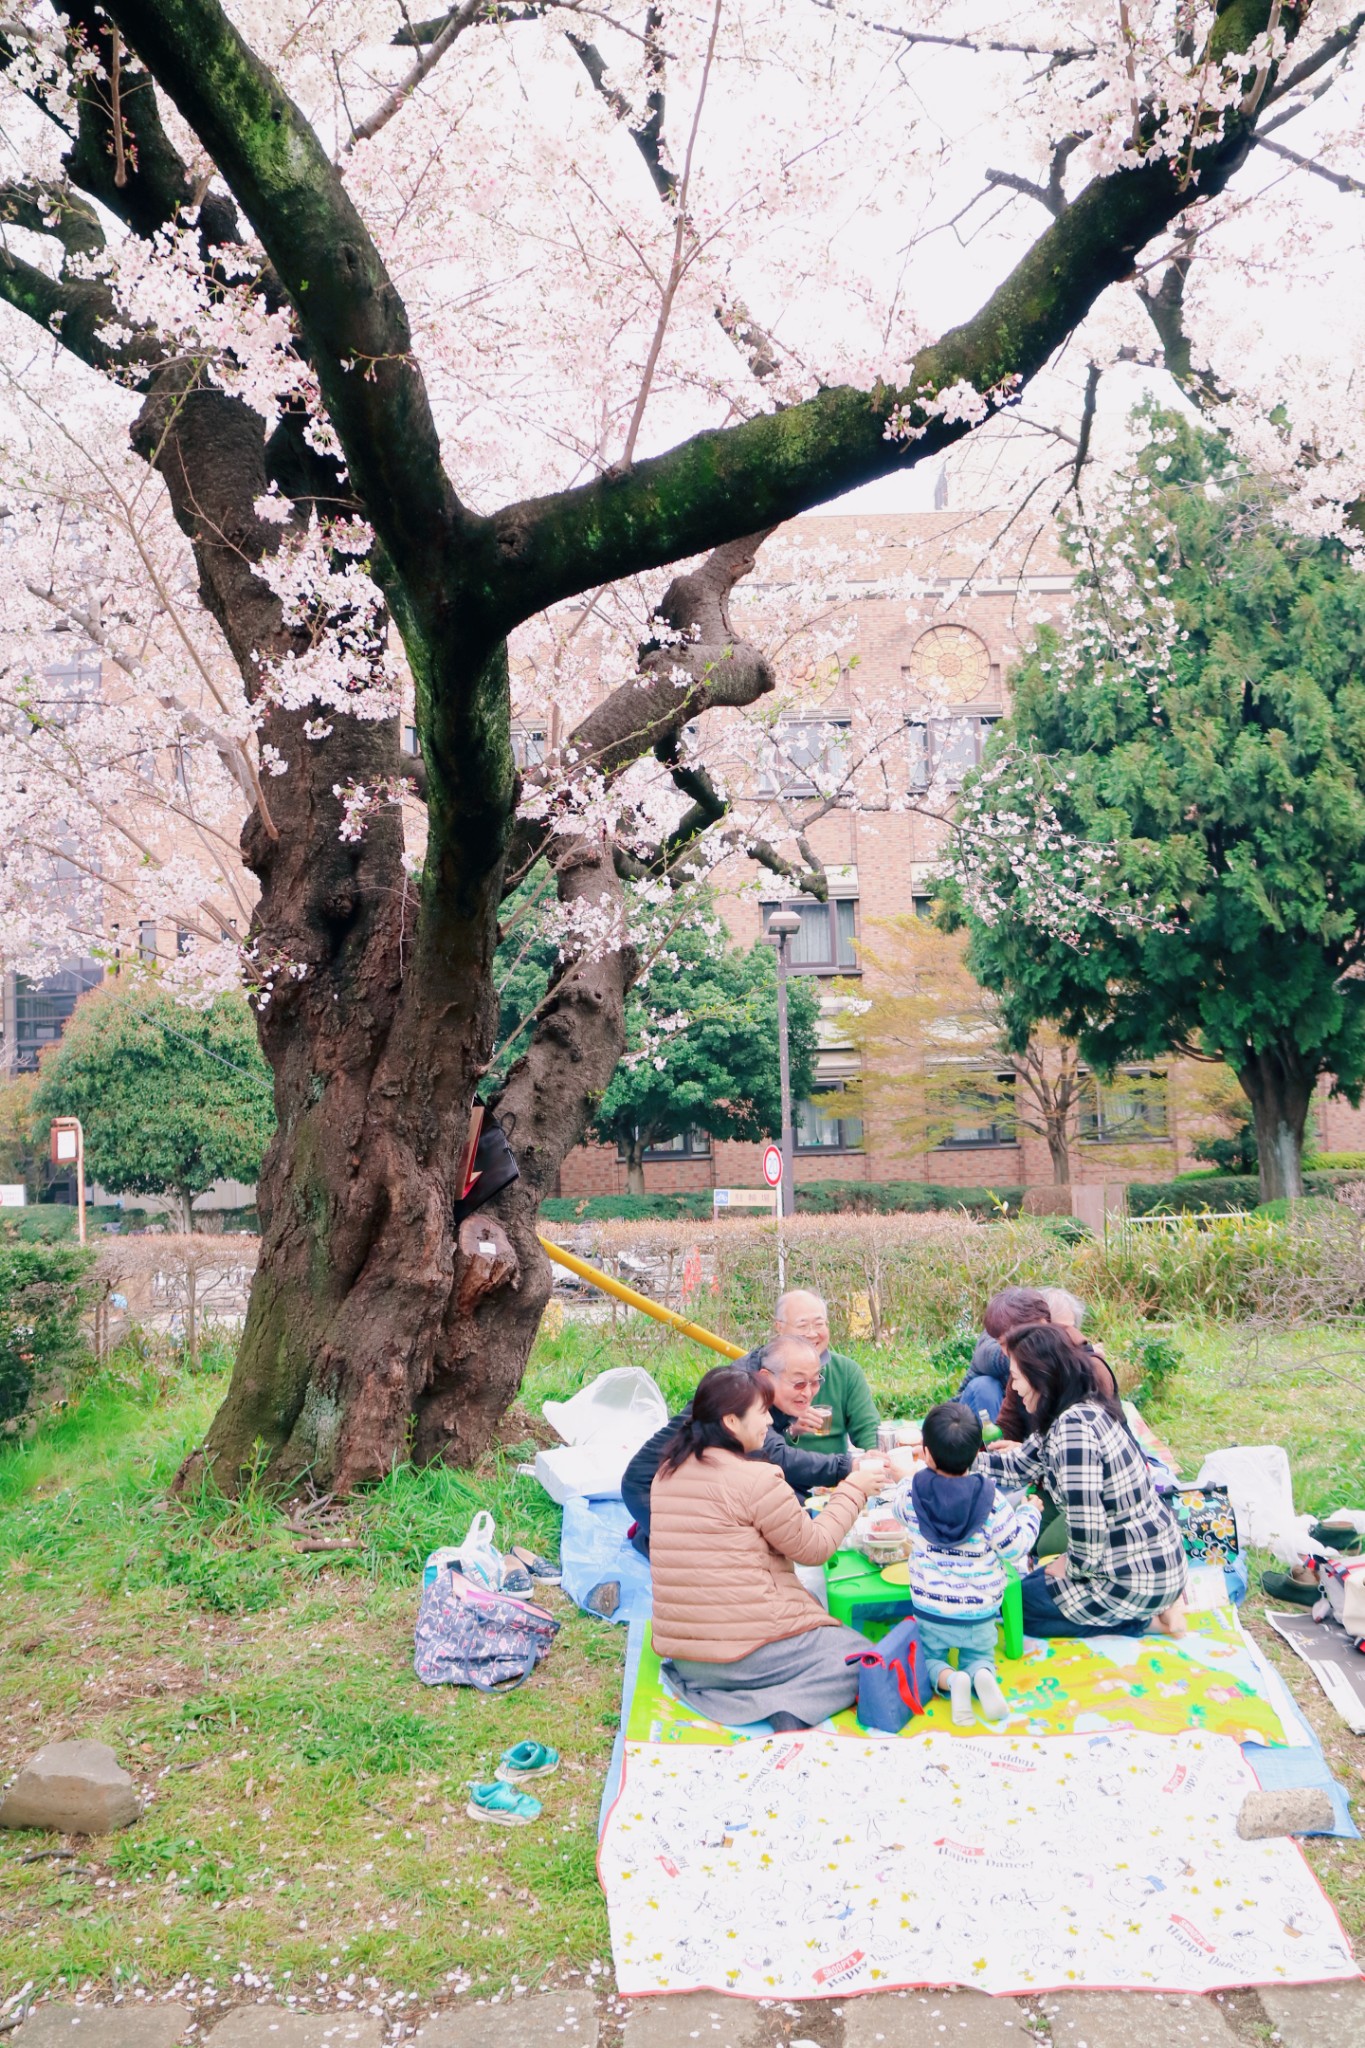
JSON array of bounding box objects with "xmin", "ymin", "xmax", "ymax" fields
[{"xmin": 979, "ymin": 1402, "xmax": 1187, "ymax": 1627}]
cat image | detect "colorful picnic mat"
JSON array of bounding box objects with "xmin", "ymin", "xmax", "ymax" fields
[
  {"xmin": 625, "ymin": 1601, "xmax": 1297, "ymax": 1748},
  {"xmin": 599, "ymin": 1727, "xmax": 1358, "ymax": 1998}
]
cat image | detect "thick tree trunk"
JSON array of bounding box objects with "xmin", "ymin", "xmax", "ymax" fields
[
  {"xmin": 626, "ymin": 1137, "xmax": 647, "ymax": 1197},
  {"xmin": 1047, "ymin": 1126, "xmax": 1071, "ymax": 1186},
  {"xmin": 135, "ymin": 375, "xmax": 758, "ymax": 1497},
  {"xmin": 1236, "ymin": 1045, "xmax": 1314, "ymax": 1203}
]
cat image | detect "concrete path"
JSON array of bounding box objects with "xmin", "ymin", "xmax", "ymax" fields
[{"xmin": 11, "ymin": 1982, "xmax": 1365, "ymax": 2048}]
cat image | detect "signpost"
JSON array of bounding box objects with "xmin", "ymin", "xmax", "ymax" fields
[{"xmin": 49, "ymin": 1117, "xmax": 86, "ymax": 1245}]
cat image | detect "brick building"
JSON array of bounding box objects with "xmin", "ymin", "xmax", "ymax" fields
[{"xmin": 556, "ymin": 507, "xmax": 1352, "ymax": 1203}]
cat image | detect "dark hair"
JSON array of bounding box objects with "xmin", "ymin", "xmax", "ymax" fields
[
  {"xmin": 657, "ymin": 1366, "xmax": 773, "ymax": 1475},
  {"xmin": 983, "ymin": 1287, "xmax": 1051, "ymax": 1340},
  {"xmin": 921, "ymin": 1400, "xmax": 982, "ymax": 1475},
  {"xmin": 1001, "ymin": 1322, "xmax": 1125, "ymax": 1436}
]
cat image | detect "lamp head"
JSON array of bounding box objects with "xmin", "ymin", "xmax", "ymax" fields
[{"xmin": 766, "ymin": 908, "xmax": 802, "ymax": 938}]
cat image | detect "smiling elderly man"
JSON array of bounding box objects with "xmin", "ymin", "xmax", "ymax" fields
[
  {"xmin": 620, "ymin": 1333, "xmax": 879, "ymax": 1558},
  {"xmin": 739, "ymin": 1290, "xmax": 881, "ymax": 1456}
]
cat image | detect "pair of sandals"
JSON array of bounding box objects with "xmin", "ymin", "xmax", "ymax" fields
[{"xmin": 466, "ymin": 1741, "xmax": 559, "ymax": 1826}]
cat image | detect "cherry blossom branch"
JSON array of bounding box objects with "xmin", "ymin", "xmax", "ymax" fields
[
  {"xmin": 807, "ymin": 4, "xmax": 1093, "ymax": 63},
  {"xmin": 1254, "ymin": 133, "xmax": 1365, "ymax": 195},
  {"xmin": 0, "ymin": 179, "xmax": 104, "ymax": 255},
  {"xmin": 475, "ymin": 119, "xmax": 1276, "ymax": 627},
  {"xmin": 620, "ymin": 0, "xmax": 723, "ymax": 465},
  {"xmin": 107, "ymin": 0, "xmax": 465, "ymax": 612}
]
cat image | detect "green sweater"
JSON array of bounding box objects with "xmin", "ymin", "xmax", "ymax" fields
[{"xmin": 791, "ymin": 1348, "xmax": 880, "ymax": 1454}]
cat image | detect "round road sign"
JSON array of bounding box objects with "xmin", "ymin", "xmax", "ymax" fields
[{"xmin": 762, "ymin": 1143, "xmax": 783, "ymax": 1188}]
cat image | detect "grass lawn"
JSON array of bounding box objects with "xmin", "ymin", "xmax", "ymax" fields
[{"xmin": 1, "ymin": 1317, "xmax": 1362, "ymax": 2012}]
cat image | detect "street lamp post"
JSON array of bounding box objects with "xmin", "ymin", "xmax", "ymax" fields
[
  {"xmin": 49, "ymin": 1116, "xmax": 86, "ymax": 1246},
  {"xmin": 765, "ymin": 907, "xmax": 802, "ymax": 1226}
]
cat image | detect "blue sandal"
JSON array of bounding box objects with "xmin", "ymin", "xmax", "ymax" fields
[
  {"xmin": 495, "ymin": 1740, "xmax": 560, "ymax": 1783},
  {"xmin": 466, "ymin": 1780, "xmax": 541, "ymax": 1826}
]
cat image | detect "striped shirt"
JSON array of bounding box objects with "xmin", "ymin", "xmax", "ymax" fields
[
  {"xmin": 979, "ymin": 1402, "xmax": 1187, "ymax": 1627},
  {"xmin": 890, "ymin": 1484, "xmax": 1041, "ymax": 1623}
]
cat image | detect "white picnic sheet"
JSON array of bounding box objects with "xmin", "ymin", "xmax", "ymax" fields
[{"xmin": 600, "ymin": 1727, "xmax": 1357, "ymax": 1999}]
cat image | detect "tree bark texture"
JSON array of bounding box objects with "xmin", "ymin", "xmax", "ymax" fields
[
  {"xmin": 1237, "ymin": 1044, "xmax": 1315, "ymax": 1204},
  {"xmin": 0, "ymin": 0, "xmax": 1306, "ymax": 1491}
]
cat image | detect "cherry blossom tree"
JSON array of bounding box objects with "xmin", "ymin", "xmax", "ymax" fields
[{"xmin": 0, "ymin": 0, "xmax": 1362, "ymax": 1492}]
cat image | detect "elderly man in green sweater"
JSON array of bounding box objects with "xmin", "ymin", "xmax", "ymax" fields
[{"xmin": 739, "ymin": 1288, "xmax": 881, "ymax": 1455}]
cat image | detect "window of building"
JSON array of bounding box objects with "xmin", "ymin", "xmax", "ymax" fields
[
  {"xmin": 512, "ymin": 726, "xmax": 547, "ymax": 770},
  {"xmin": 616, "ymin": 1127, "xmax": 712, "ymax": 1160},
  {"xmin": 10, "ymin": 960, "xmax": 103, "ymax": 1072},
  {"xmin": 907, "ymin": 714, "xmax": 1001, "ymax": 790},
  {"xmin": 761, "ymin": 897, "xmax": 858, "ymax": 972},
  {"xmin": 762, "ymin": 716, "xmax": 851, "ymax": 798},
  {"xmin": 910, "ymin": 893, "xmax": 936, "ymax": 919},
  {"xmin": 138, "ymin": 921, "xmax": 158, "ymax": 962},
  {"xmin": 401, "ymin": 723, "xmax": 421, "ymax": 757},
  {"xmin": 35, "ymin": 654, "xmax": 101, "ymax": 726},
  {"xmin": 934, "ymin": 1074, "xmax": 1017, "ymax": 1147},
  {"xmin": 904, "ymin": 625, "xmax": 992, "ymax": 698},
  {"xmin": 1077, "ymin": 1070, "xmax": 1168, "ymax": 1142},
  {"xmin": 796, "ymin": 1089, "xmax": 864, "ymax": 1153},
  {"xmin": 176, "ymin": 928, "xmax": 194, "ymax": 956}
]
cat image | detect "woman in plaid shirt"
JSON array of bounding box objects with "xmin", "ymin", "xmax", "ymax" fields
[{"xmin": 979, "ymin": 1322, "xmax": 1188, "ymax": 1640}]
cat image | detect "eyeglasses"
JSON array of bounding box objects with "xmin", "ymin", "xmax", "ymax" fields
[
  {"xmin": 778, "ymin": 1375, "xmax": 822, "ymax": 1397},
  {"xmin": 780, "ymin": 1317, "xmax": 828, "ymax": 1338}
]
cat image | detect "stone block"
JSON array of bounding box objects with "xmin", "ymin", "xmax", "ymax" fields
[
  {"xmin": 620, "ymin": 1996, "xmax": 774, "ymax": 2048},
  {"xmin": 1256, "ymin": 1981, "xmax": 1365, "ymax": 2048},
  {"xmin": 1236, "ymin": 1787, "xmax": 1336, "ymax": 1839},
  {"xmin": 203, "ymin": 2014, "xmax": 381, "ymax": 2048},
  {"xmin": 12, "ymin": 2005, "xmax": 191, "ymax": 2048},
  {"xmin": 414, "ymin": 1993, "xmax": 597, "ymax": 2048},
  {"xmin": 1040, "ymin": 1991, "xmax": 1242, "ymax": 2046},
  {"xmin": 0, "ymin": 1741, "xmax": 140, "ymax": 1835},
  {"xmin": 843, "ymin": 1989, "xmax": 1028, "ymax": 2044}
]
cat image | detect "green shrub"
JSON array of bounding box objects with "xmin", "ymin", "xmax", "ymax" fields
[
  {"xmin": 0, "ymin": 1241, "xmax": 97, "ymax": 1423},
  {"xmin": 1132, "ymin": 1335, "xmax": 1185, "ymax": 1408},
  {"xmin": 1254, "ymin": 1196, "xmax": 1344, "ymax": 1223},
  {"xmin": 540, "ymin": 1191, "xmax": 715, "ymax": 1222},
  {"xmin": 1310, "ymin": 1152, "xmax": 1365, "ymax": 1170},
  {"xmin": 1131, "ymin": 1170, "xmax": 1365, "ymax": 1216},
  {"xmin": 794, "ymin": 1179, "xmax": 1024, "ymax": 1218},
  {"xmin": 1038, "ymin": 1215, "xmax": 1093, "ymax": 1245},
  {"xmin": 1129, "ymin": 1176, "xmax": 1260, "ymax": 1215},
  {"xmin": 540, "ymin": 1179, "xmax": 1025, "ymax": 1224}
]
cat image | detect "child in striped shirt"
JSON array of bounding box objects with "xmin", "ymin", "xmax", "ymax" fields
[{"xmin": 892, "ymin": 1400, "xmax": 1040, "ymax": 1724}]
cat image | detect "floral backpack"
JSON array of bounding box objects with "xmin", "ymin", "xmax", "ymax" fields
[{"xmin": 414, "ymin": 1564, "xmax": 560, "ymax": 1691}]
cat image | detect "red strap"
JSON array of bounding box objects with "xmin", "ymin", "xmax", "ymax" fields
[{"xmin": 891, "ymin": 1655, "xmax": 923, "ymax": 1716}]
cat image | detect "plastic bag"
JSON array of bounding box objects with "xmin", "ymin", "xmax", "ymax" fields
[
  {"xmin": 543, "ymin": 1367, "xmax": 668, "ymax": 1450},
  {"xmin": 452, "ymin": 1509, "xmax": 502, "ymax": 1590}
]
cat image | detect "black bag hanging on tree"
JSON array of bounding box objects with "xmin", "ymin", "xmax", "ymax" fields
[{"xmin": 452, "ymin": 1103, "xmax": 520, "ymax": 1224}]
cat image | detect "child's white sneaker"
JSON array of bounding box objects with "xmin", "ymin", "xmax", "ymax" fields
[
  {"xmin": 941, "ymin": 1669, "xmax": 974, "ymax": 1725},
  {"xmin": 973, "ymin": 1668, "xmax": 1007, "ymax": 1722}
]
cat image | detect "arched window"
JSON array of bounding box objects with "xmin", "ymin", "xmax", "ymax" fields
[{"xmin": 904, "ymin": 624, "xmax": 992, "ymax": 701}]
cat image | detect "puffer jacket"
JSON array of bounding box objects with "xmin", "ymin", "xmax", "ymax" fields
[{"xmin": 649, "ymin": 1448, "xmax": 865, "ymax": 1664}]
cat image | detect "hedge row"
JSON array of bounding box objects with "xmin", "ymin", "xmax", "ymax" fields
[
  {"xmin": 1129, "ymin": 1169, "xmax": 1365, "ymax": 1215},
  {"xmin": 540, "ymin": 1178, "xmax": 1025, "ymax": 1224}
]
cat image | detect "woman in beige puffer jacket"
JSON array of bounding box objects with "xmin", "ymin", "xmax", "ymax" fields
[{"xmin": 650, "ymin": 1364, "xmax": 881, "ymax": 1729}]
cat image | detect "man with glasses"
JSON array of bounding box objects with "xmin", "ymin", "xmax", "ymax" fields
[
  {"xmin": 620, "ymin": 1333, "xmax": 887, "ymax": 1557},
  {"xmin": 754, "ymin": 1289, "xmax": 881, "ymax": 1456}
]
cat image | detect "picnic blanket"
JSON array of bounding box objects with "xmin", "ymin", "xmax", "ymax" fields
[
  {"xmin": 624, "ymin": 1603, "xmax": 1299, "ymax": 1748},
  {"xmin": 599, "ymin": 1727, "xmax": 1357, "ymax": 1998}
]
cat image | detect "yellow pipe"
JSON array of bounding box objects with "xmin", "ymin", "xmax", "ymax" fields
[{"xmin": 538, "ymin": 1235, "xmax": 745, "ymax": 1359}]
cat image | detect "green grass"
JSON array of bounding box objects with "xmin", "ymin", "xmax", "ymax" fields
[{"xmin": 1, "ymin": 1317, "xmax": 1363, "ymax": 2005}]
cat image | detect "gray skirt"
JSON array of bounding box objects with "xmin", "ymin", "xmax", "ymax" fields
[{"xmin": 664, "ymin": 1623, "xmax": 868, "ymax": 1727}]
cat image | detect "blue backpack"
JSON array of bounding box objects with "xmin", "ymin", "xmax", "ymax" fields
[{"xmin": 845, "ymin": 1613, "xmax": 924, "ymax": 1733}]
